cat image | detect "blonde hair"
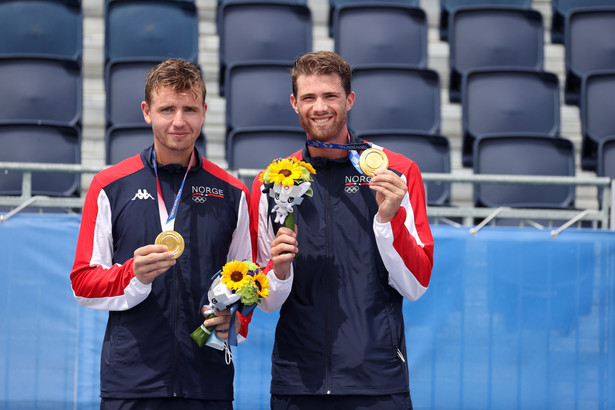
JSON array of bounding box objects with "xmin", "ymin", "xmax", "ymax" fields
[{"xmin": 144, "ymin": 58, "xmax": 206, "ymax": 105}]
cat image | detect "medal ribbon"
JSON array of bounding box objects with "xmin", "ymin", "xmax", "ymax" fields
[
  {"xmin": 305, "ymin": 134, "xmax": 371, "ymax": 174},
  {"xmin": 152, "ymin": 147, "xmax": 195, "ymax": 231}
]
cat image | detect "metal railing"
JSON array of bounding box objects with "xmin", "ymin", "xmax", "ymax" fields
[
  {"xmin": 0, "ymin": 162, "xmax": 106, "ymax": 221},
  {"xmin": 1, "ymin": 162, "xmax": 613, "ymax": 234}
]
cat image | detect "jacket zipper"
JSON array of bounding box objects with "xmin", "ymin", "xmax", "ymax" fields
[
  {"xmin": 171, "ymin": 170, "xmax": 181, "ymax": 396},
  {"xmin": 325, "ymin": 164, "xmax": 333, "ymax": 394},
  {"xmin": 397, "ymin": 348, "xmax": 406, "ymax": 363}
]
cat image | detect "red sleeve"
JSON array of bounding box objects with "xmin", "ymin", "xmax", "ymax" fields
[
  {"xmin": 237, "ymin": 310, "xmax": 253, "ymax": 338},
  {"xmin": 249, "ymin": 171, "xmax": 265, "ymax": 262}
]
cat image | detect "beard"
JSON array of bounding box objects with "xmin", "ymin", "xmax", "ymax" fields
[{"xmin": 298, "ymin": 110, "xmax": 348, "ymax": 142}]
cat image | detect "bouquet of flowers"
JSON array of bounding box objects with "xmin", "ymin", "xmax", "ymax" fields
[
  {"xmin": 259, "ymin": 157, "xmax": 316, "ymax": 229},
  {"xmin": 190, "ymin": 260, "xmax": 269, "ymax": 350}
]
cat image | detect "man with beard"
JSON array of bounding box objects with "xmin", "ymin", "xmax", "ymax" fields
[{"xmin": 250, "ymin": 51, "xmax": 435, "ymax": 409}]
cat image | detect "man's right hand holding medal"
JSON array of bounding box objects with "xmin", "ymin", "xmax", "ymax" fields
[{"xmin": 133, "ymin": 244, "xmax": 177, "ymax": 285}]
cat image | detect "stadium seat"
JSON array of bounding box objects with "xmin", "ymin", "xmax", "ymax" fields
[
  {"xmin": 105, "ymin": 58, "xmax": 162, "ymax": 128},
  {"xmin": 473, "ymin": 135, "xmax": 575, "ymax": 209},
  {"xmin": 327, "ymin": 0, "xmax": 418, "ymax": 37},
  {"xmin": 439, "ymin": 0, "xmax": 532, "ymax": 42},
  {"xmin": 597, "ymin": 135, "xmax": 615, "ymax": 178},
  {"xmin": 0, "ymin": 0, "xmax": 82, "ymax": 62},
  {"xmin": 216, "ymin": 0, "xmax": 307, "ymax": 35},
  {"xmin": 0, "ymin": 123, "xmax": 81, "ymax": 197},
  {"xmin": 348, "ymin": 65, "xmax": 441, "ymax": 136},
  {"xmin": 106, "ymin": 125, "xmax": 206, "ymax": 165},
  {"xmin": 217, "ymin": 1, "xmax": 312, "ymax": 96},
  {"xmin": 579, "ymin": 70, "xmax": 615, "ymax": 171},
  {"xmin": 332, "ymin": 3, "xmax": 427, "ymax": 67},
  {"xmin": 0, "ymin": 56, "xmax": 81, "ymax": 126},
  {"xmin": 224, "ymin": 61, "xmax": 297, "ymax": 137},
  {"xmin": 564, "ymin": 7, "xmax": 615, "ymax": 105},
  {"xmin": 105, "ymin": 0, "xmax": 198, "ymax": 64},
  {"xmin": 448, "ymin": 5, "xmax": 543, "ymax": 103},
  {"xmin": 461, "ymin": 68, "xmax": 560, "ymax": 168},
  {"xmin": 218, "ymin": 0, "xmax": 305, "ymax": 4},
  {"xmin": 596, "ymin": 135, "xmax": 615, "ymax": 205},
  {"xmin": 359, "ymin": 131, "xmax": 452, "ymax": 206},
  {"xmin": 225, "ymin": 126, "xmax": 306, "ymax": 185},
  {"xmin": 550, "ymin": 0, "xmax": 615, "ymax": 44}
]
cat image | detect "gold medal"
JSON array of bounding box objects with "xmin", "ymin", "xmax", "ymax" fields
[
  {"xmin": 155, "ymin": 230, "xmax": 185, "ymax": 259},
  {"xmin": 359, "ymin": 148, "xmax": 389, "ymax": 177}
]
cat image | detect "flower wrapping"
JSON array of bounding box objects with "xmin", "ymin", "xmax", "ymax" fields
[
  {"xmin": 259, "ymin": 157, "xmax": 316, "ymax": 229},
  {"xmin": 190, "ymin": 260, "xmax": 269, "ymax": 350}
]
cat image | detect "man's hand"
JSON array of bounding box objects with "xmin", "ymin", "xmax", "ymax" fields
[
  {"xmin": 270, "ymin": 226, "xmax": 298, "ymax": 280},
  {"xmin": 133, "ymin": 244, "xmax": 176, "ymax": 284},
  {"xmin": 202, "ymin": 307, "xmax": 241, "ymax": 340},
  {"xmin": 369, "ymin": 169, "xmax": 408, "ymax": 223}
]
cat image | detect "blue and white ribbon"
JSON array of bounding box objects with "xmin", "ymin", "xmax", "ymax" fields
[
  {"xmin": 152, "ymin": 147, "xmax": 195, "ymax": 231},
  {"xmin": 305, "ymin": 138, "xmax": 371, "ymax": 174}
]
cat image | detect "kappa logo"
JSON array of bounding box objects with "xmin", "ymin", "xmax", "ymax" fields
[
  {"xmin": 344, "ymin": 175, "xmax": 371, "ymax": 194},
  {"xmin": 131, "ymin": 188, "xmax": 155, "ymax": 201}
]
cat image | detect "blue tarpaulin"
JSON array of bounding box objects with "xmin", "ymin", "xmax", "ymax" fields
[{"xmin": 1, "ymin": 215, "xmax": 614, "ymax": 409}]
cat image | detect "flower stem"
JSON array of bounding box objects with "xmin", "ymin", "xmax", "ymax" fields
[
  {"xmin": 282, "ymin": 212, "xmax": 297, "ymax": 257},
  {"xmin": 284, "ymin": 211, "xmax": 295, "ymax": 231},
  {"xmin": 190, "ymin": 313, "xmax": 216, "ymax": 347}
]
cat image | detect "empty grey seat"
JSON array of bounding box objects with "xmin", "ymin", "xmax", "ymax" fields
[
  {"xmin": 550, "ymin": 0, "xmax": 615, "ymax": 44},
  {"xmin": 439, "ymin": 0, "xmax": 531, "ymax": 42},
  {"xmin": 596, "ymin": 135, "xmax": 615, "ymax": 205},
  {"xmin": 564, "ymin": 7, "xmax": 615, "ymax": 105},
  {"xmin": 217, "ymin": 1, "xmax": 312, "ymax": 96},
  {"xmin": 461, "ymin": 68, "xmax": 560, "ymax": 168},
  {"xmin": 0, "ymin": 0, "xmax": 82, "ymax": 62},
  {"xmin": 473, "ymin": 135, "xmax": 575, "ymax": 209},
  {"xmin": 216, "ymin": 0, "xmax": 307, "ymax": 34},
  {"xmin": 224, "ymin": 61, "xmax": 296, "ymax": 137},
  {"xmin": 0, "ymin": 123, "xmax": 81, "ymax": 197},
  {"xmin": 348, "ymin": 65, "xmax": 441, "ymax": 136},
  {"xmin": 597, "ymin": 135, "xmax": 615, "ymax": 178},
  {"xmin": 448, "ymin": 5, "xmax": 543, "ymax": 103},
  {"xmin": 579, "ymin": 70, "xmax": 615, "ymax": 171},
  {"xmin": 328, "ymin": 0, "xmax": 418, "ymax": 37},
  {"xmin": 332, "ymin": 3, "xmax": 427, "ymax": 67},
  {"xmin": 0, "ymin": 56, "xmax": 81, "ymax": 126},
  {"xmin": 105, "ymin": 0, "xmax": 198, "ymax": 64}
]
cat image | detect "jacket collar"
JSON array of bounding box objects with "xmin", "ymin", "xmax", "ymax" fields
[{"xmin": 142, "ymin": 144, "xmax": 203, "ymax": 174}]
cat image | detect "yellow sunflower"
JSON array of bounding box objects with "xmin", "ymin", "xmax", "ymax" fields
[
  {"xmin": 267, "ymin": 158, "xmax": 303, "ymax": 186},
  {"xmin": 252, "ymin": 272, "xmax": 271, "ymax": 299},
  {"xmin": 294, "ymin": 158, "xmax": 316, "ymax": 175},
  {"xmin": 220, "ymin": 260, "xmax": 251, "ymax": 291}
]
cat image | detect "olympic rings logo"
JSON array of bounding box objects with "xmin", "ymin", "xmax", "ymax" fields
[
  {"xmin": 345, "ymin": 185, "xmax": 360, "ymax": 194},
  {"xmin": 192, "ymin": 195, "xmax": 208, "ymax": 203}
]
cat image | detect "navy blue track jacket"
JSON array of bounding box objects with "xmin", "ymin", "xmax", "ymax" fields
[
  {"xmin": 71, "ymin": 146, "xmax": 252, "ymax": 399},
  {"xmin": 251, "ymin": 137, "xmax": 434, "ymax": 396}
]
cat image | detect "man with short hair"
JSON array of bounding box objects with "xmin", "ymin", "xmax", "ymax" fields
[
  {"xmin": 252, "ymin": 51, "xmax": 434, "ymax": 410},
  {"xmin": 71, "ymin": 58, "xmax": 275, "ymax": 409}
]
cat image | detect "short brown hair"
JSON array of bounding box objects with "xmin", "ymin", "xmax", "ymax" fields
[
  {"xmin": 144, "ymin": 58, "xmax": 206, "ymax": 105},
  {"xmin": 291, "ymin": 51, "xmax": 352, "ymax": 97}
]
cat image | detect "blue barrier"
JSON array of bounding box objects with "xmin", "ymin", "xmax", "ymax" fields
[{"xmin": 1, "ymin": 215, "xmax": 614, "ymax": 409}]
